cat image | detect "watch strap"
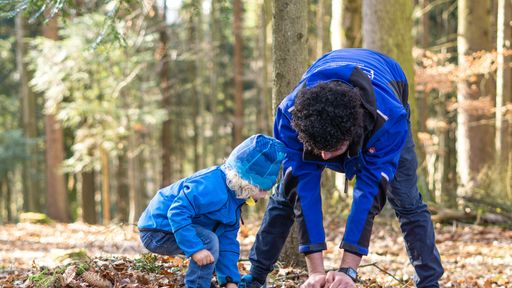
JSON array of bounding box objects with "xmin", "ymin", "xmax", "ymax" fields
[{"xmin": 337, "ymin": 267, "xmax": 358, "ymax": 282}]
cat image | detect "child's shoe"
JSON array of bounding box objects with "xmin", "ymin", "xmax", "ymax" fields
[{"xmin": 239, "ymin": 275, "xmax": 266, "ymax": 288}]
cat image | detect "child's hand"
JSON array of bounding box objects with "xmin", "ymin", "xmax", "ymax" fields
[
  {"xmin": 191, "ymin": 249, "xmax": 215, "ymax": 266},
  {"xmin": 226, "ymin": 283, "xmax": 238, "ymax": 288}
]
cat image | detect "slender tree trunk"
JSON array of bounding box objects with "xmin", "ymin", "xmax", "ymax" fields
[
  {"xmin": 4, "ymin": 174, "xmax": 13, "ymax": 222},
  {"xmin": 273, "ymin": 0, "xmax": 308, "ymax": 268},
  {"xmin": 341, "ymin": 0, "xmax": 362, "ymax": 48},
  {"xmin": 159, "ymin": 1, "xmax": 173, "ymax": 186},
  {"xmin": 42, "ymin": 16, "xmax": 69, "ymax": 222},
  {"xmin": 16, "ymin": 14, "xmax": 39, "ymax": 212},
  {"xmin": 81, "ymin": 169, "xmax": 96, "ymax": 224},
  {"xmin": 187, "ymin": 0, "xmax": 201, "ymax": 171},
  {"xmin": 233, "ymin": 0, "xmax": 244, "ymax": 145},
  {"xmin": 318, "ymin": 0, "xmax": 332, "ymax": 55},
  {"xmin": 116, "ymin": 153, "xmax": 129, "ymax": 222},
  {"xmin": 263, "ymin": 0, "xmax": 273, "ymax": 134},
  {"xmin": 100, "ymin": 147, "xmax": 110, "ymax": 225},
  {"xmin": 457, "ymin": 0, "xmax": 495, "ymax": 191},
  {"xmin": 495, "ymin": 0, "xmax": 511, "ymax": 165},
  {"xmin": 210, "ymin": 0, "xmax": 221, "ymax": 163},
  {"xmin": 128, "ymin": 132, "xmax": 143, "ymax": 224},
  {"xmin": 417, "ymin": 0, "xmax": 430, "ymax": 133}
]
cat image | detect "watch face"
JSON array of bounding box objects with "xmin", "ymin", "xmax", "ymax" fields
[{"xmin": 347, "ymin": 268, "xmax": 357, "ymax": 278}]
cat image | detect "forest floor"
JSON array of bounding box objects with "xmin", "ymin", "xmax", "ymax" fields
[{"xmin": 0, "ymin": 218, "xmax": 511, "ymax": 287}]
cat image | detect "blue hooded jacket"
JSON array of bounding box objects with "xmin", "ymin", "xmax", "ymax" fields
[
  {"xmin": 138, "ymin": 134, "xmax": 284, "ymax": 285},
  {"xmin": 275, "ymin": 48, "xmax": 409, "ymax": 255},
  {"xmin": 138, "ymin": 167, "xmax": 246, "ymax": 285}
]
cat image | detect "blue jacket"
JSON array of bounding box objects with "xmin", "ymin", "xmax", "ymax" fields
[
  {"xmin": 275, "ymin": 48, "xmax": 408, "ymax": 255},
  {"xmin": 138, "ymin": 166, "xmax": 245, "ymax": 285}
]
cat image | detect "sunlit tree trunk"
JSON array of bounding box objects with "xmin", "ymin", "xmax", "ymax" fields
[
  {"xmin": 16, "ymin": 14, "xmax": 39, "ymax": 212},
  {"xmin": 457, "ymin": 0, "xmax": 495, "ymax": 191},
  {"xmin": 273, "ymin": 0, "xmax": 308, "ymax": 268},
  {"xmin": 42, "ymin": 16, "xmax": 69, "ymax": 222},
  {"xmin": 233, "ymin": 0, "xmax": 244, "ymax": 145},
  {"xmin": 495, "ymin": 0, "xmax": 511, "ymax": 165},
  {"xmin": 100, "ymin": 147, "xmax": 110, "ymax": 225}
]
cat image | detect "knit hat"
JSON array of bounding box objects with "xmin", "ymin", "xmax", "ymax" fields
[{"xmin": 224, "ymin": 134, "xmax": 286, "ymax": 191}]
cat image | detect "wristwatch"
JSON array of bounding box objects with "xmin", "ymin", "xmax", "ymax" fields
[{"xmin": 337, "ymin": 267, "xmax": 358, "ymax": 282}]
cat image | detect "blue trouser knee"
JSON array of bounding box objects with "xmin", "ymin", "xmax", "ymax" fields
[{"xmin": 140, "ymin": 226, "xmax": 219, "ymax": 288}]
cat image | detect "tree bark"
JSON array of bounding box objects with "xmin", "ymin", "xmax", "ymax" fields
[
  {"xmin": 495, "ymin": 0, "xmax": 511, "ymax": 165},
  {"xmin": 341, "ymin": 0, "xmax": 362, "ymax": 48},
  {"xmin": 16, "ymin": 14, "xmax": 39, "ymax": 212},
  {"xmin": 159, "ymin": 0, "xmax": 173, "ymax": 186},
  {"xmin": 42, "ymin": 15, "xmax": 69, "ymax": 223},
  {"xmin": 233, "ymin": 0, "xmax": 244, "ymax": 145},
  {"xmin": 273, "ymin": 0, "xmax": 308, "ymax": 268},
  {"xmin": 81, "ymin": 169, "xmax": 96, "ymax": 224},
  {"xmin": 116, "ymin": 153, "xmax": 129, "ymax": 223},
  {"xmin": 100, "ymin": 147, "xmax": 110, "ymax": 225},
  {"xmin": 456, "ymin": 0, "xmax": 495, "ymax": 190}
]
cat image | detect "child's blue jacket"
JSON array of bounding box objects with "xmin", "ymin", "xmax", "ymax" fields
[
  {"xmin": 275, "ymin": 48, "xmax": 409, "ymax": 255},
  {"xmin": 138, "ymin": 166, "xmax": 245, "ymax": 285}
]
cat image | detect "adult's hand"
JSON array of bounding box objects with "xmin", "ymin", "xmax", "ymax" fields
[
  {"xmin": 324, "ymin": 271, "xmax": 355, "ymax": 288},
  {"xmin": 191, "ymin": 249, "xmax": 214, "ymax": 266},
  {"xmin": 299, "ymin": 272, "xmax": 326, "ymax": 288}
]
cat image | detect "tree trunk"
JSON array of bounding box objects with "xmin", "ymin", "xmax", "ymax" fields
[
  {"xmin": 341, "ymin": 0, "xmax": 362, "ymax": 48},
  {"xmin": 159, "ymin": 0, "xmax": 173, "ymax": 186},
  {"xmin": 81, "ymin": 169, "xmax": 96, "ymax": 224},
  {"xmin": 495, "ymin": 0, "xmax": 511, "ymax": 165},
  {"xmin": 363, "ymin": 0, "xmax": 414, "ymax": 108},
  {"xmin": 319, "ymin": 0, "xmax": 332, "ymax": 55},
  {"xmin": 187, "ymin": 0, "xmax": 201, "ymax": 171},
  {"xmin": 42, "ymin": 16, "xmax": 69, "ymax": 223},
  {"xmin": 273, "ymin": 0, "xmax": 308, "ymax": 268},
  {"xmin": 100, "ymin": 147, "xmax": 110, "ymax": 225},
  {"xmin": 116, "ymin": 153, "xmax": 129, "ymax": 223},
  {"xmin": 233, "ymin": 0, "xmax": 244, "ymax": 146},
  {"xmin": 210, "ymin": 0, "xmax": 221, "ymax": 163},
  {"xmin": 456, "ymin": 0, "xmax": 495, "ymax": 191},
  {"xmin": 16, "ymin": 14, "xmax": 39, "ymax": 212}
]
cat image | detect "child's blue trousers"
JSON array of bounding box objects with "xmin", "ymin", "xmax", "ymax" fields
[{"xmin": 140, "ymin": 226, "xmax": 219, "ymax": 288}]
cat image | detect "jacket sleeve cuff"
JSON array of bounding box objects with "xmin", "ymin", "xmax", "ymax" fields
[
  {"xmin": 299, "ymin": 242, "xmax": 327, "ymax": 254},
  {"xmin": 339, "ymin": 241, "xmax": 369, "ymax": 255}
]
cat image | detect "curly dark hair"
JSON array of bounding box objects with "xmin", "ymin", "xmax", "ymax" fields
[{"xmin": 291, "ymin": 81, "xmax": 364, "ymax": 153}]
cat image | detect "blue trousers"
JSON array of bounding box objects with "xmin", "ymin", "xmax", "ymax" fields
[
  {"xmin": 248, "ymin": 125, "xmax": 444, "ymax": 287},
  {"xmin": 140, "ymin": 226, "xmax": 219, "ymax": 288}
]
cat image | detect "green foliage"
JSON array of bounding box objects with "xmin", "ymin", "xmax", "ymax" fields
[
  {"xmin": 0, "ymin": 130, "xmax": 35, "ymax": 176},
  {"xmin": 0, "ymin": 0, "xmax": 139, "ymax": 47},
  {"xmin": 19, "ymin": 212, "xmax": 53, "ymax": 224},
  {"xmin": 28, "ymin": 13, "xmax": 164, "ymax": 174},
  {"xmin": 27, "ymin": 268, "xmax": 58, "ymax": 288},
  {"xmin": 133, "ymin": 253, "xmax": 161, "ymax": 273}
]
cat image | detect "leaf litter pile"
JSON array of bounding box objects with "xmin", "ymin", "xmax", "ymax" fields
[{"xmin": 1, "ymin": 221, "xmax": 511, "ymax": 287}]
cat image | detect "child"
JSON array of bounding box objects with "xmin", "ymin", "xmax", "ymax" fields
[{"xmin": 138, "ymin": 134, "xmax": 285, "ymax": 288}]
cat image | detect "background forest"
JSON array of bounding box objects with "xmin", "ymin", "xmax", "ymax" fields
[{"xmin": 0, "ymin": 0, "xmax": 512, "ymax": 287}]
